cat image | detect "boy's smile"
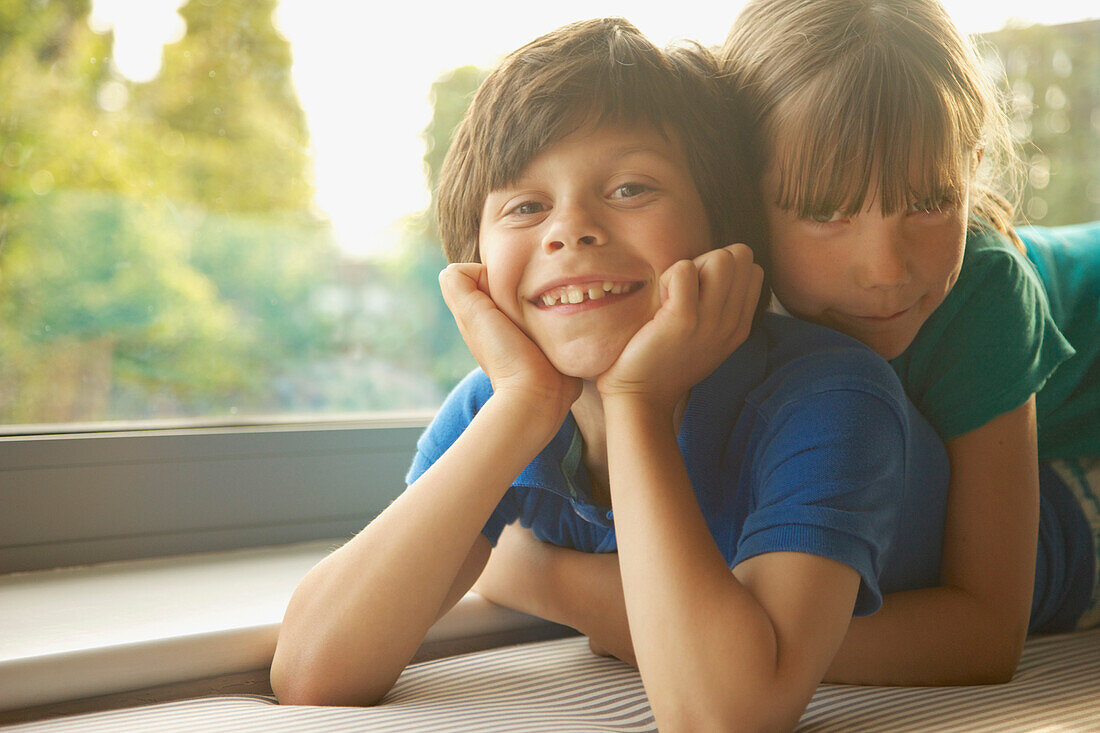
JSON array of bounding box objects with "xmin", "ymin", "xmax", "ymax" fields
[
  {"xmin": 478, "ymin": 123, "xmax": 713, "ymax": 380},
  {"xmin": 533, "ymin": 278, "xmax": 643, "ymax": 308}
]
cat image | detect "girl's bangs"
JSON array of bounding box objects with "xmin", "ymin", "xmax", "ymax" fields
[{"xmin": 765, "ymin": 52, "xmax": 974, "ymax": 218}]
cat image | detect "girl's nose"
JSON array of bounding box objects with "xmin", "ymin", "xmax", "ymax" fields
[
  {"xmin": 542, "ymin": 201, "xmax": 607, "ymax": 252},
  {"xmin": 857, "ymin": 221, "xmax": 912, "ymax": 290}
]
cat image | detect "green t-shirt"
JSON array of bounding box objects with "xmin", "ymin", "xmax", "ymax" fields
[
  {"xmin": 888, "ymin": 224, "xmax": 1094, "ymax": 459},
  {"xmin": 1019, "ymin": 222, "xmax": 1100, "ymax": 459}
]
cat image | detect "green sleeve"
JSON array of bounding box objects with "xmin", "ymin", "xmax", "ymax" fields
[
  {"xmin": 889, "ymin": 228, "xmax": 1074, "ymax": 442},
  {"xmin": 1019, "ymin": 222, "xmax": 1100, "ymax": 459}
]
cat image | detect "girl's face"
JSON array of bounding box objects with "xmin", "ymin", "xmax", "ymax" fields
[{"xmin": 762, "ymin": 168, "xmax": 969, "ymax": 360}]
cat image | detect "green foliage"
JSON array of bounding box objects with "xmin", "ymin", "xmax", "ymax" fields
[
  {"xmin": 982, "ymin": 21, "xmax": 1100, "ymax": 225},
  {"xmin": 2, "ymin": 4, "xmax": 1093, "ymax": 426},
  {"xmin": 420, "ymin": 65, "xmax": 487, "ymax": 237},
  {"xmin": 136, "ymin": 0, "xmax": 312, "ymax": 212},
  {"xmin": 0, "ymin": 0, "xmax": 334, "ymax": 423},
  {"xmin": 367, "ymin": 66, "xmax": 489, "ymax": 393}
]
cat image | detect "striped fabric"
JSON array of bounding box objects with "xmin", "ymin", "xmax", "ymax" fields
[{"xmin": 5, "ymin": 628, "xmax": 1099, "ymax": 732}]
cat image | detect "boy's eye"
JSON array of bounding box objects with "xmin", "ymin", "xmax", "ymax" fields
[
  {"xmin": 510, "ymin": 201, "xmax": 547, "ymax": 216},
  {"xmin": 611, "ymin": 183, "xmax": 651, "ymax": 199}
]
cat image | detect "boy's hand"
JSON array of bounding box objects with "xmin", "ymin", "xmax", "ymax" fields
[
  {"xmin": 596, "ymin": 243, "xmax": 763, "ymax": 410},
  {"xmin": 440, "ymin": 263, "xmax": 581, "ymax": 422}
]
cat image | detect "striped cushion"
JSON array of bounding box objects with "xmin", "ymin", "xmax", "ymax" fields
[{"xmin": 6, "ymin": 628, "xmax": 1099, "ymax": 732}]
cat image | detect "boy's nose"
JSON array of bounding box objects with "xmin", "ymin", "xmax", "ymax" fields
[{"xmin": 542, "ymin": 202, "xmax": 607, "ymax": 252}]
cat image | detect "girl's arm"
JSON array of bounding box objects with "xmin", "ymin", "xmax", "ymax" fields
[
  {"xmin": 603, "ymin": 395, "xmax": 860, "ymax": 731},
  {"xmin": 826, "ymin": 398, "xmax": 1040, "ymax": 685},
  {"xmin": 270, "ymin": 264, "xmax": 578, "ymax": 706}
]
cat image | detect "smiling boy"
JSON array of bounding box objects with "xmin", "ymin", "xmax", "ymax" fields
[{"xmin": 271, "ymin": 19, "xmax": 951, "ymax": 730}]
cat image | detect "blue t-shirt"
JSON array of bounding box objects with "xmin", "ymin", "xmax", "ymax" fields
[{"xmin": 408, "ymin": 314, "xmax": 950, "ymax": 618}]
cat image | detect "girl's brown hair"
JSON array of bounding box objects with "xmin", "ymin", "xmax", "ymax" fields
[{"xmin": 720, "ymin": 0, "xmax": 1023, "ymax": 249}]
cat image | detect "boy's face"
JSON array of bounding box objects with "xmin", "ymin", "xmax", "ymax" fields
[
  {"xmin": 478, "ymin": 123, "xmax": 712, "ymax": 380},
  {"xmin": 762, "ymin": 165, "xmax": 969, "ymax": 361}
]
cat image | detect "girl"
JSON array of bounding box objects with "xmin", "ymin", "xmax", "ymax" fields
[{"xmin": 720, "ymin": 0, "xmax": 1100, "ymax": 685}]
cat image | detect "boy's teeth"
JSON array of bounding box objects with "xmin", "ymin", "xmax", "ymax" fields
[{"xmin": 540, "ymin": 281, "xmax": 634, "ymax": 306}]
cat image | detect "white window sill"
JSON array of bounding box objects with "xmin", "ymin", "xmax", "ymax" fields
[{"xmin": 0, "ymin": 541, "xmax": 565, "ymax": 712}]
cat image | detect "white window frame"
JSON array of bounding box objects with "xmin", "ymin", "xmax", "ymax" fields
[{"xmin": 0, "ymin": 417, "xmax": 429, "ymax": 573}]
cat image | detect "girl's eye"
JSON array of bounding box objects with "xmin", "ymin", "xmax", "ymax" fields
[
  {"xmin": 510, "ymin": 201, "xmax": 546, "ymax": 216},
  {"xmin": 806, "ymin": 209, "xmax": 845, "ymax": 224},
  {"xmin": 909, "ymin": 196, "xmax": 956, "ymax": 214},
  {"xmin": 611, "ymin": 183, "xmax": 651, "ymax": 199}
]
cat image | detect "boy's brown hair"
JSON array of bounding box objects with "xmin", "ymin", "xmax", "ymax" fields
[
  {"xmin": 721, "ymin": 0, "xmax": 1023, "ymax": 249},
  {"xmin": 436, "ymin": 17, "xmax": 766, "ymax": 266}
]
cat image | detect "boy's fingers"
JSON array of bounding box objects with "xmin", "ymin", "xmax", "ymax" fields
[
  {"xmin": 439, "ymin": 263, "xmax": 494, "ymax": 332},
  {"xmin": 731, "ymin": 262, "xmax": 765, "ymax": 342},
  {"xmin": 743, "ymin": 262, "xmax": 765, "ymax": 320},
  {"xmin": 660, "ymin": 259, "xmax": 700, "ymax": 321},
  {"xmin": 697, "ymin": 243, "xmax": 753, "ymax": 329},
  {"xmin": 476, "ymin": 263, "xmax": 493, "ymax": 296},
  {"xmin": 696, "ymin": 247, "xmax": 736, "ymax": 322},
  {"xmin": 439, "ymin": 263, "xmax": 478, "ymax": 297}
]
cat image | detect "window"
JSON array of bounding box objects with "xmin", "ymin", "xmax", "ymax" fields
[{"xmin": 2, "ymin": 0, "xmax": 1095, "ymax": 572}]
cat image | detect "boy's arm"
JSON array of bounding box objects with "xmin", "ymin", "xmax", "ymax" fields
[
  {"xmin": 603, "ymin": 395, "xmax": 860, "ymax": 731},
  {"xmin": 474, "ymin": 524, "xmax": 636, "ymax": 663},
  {"xmin": 271, "ymin": 394, "xmax": 559, "ymax": 707},
  {"xmin": 595, "ymin": 245, "xmax": 864, "ymax": 729},
  {"xmin": 483, "ymin": 400, "xmax": 1041, "ymax": 688},
  {"xmin": 826, "ymin": 399, "xmax": 1039, "ymax": 685},
  {"xmin": 270, "ymin": 264, "xmax": 578, "ymax": 707}
]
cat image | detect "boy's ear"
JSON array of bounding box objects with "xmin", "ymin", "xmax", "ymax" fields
[{"xmin": 972, "ymin": 147, "xmax": 984, "ymax": 172}]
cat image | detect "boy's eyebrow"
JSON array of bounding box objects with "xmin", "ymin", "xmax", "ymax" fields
[
  {"xmin": 607, "ymin": 143, "xmax": 675, "ymax": 162},
  {"xmin": 490, "ymin": 139, "xmax": 680, "ymax": 195}
]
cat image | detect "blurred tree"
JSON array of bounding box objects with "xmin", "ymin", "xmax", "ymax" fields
[
  {"xmin": 982, "ymin": 20, "xmax": 1100, "ymax": 226},
  {"xmin": 0, "ymin": 191, "xmax": 247, "ymax": 422},
  {"xmin": 0, "ymin": 0, "xmax": 334, "ymax": 423},
  {"xmin": 133, "ymin": 0, "xmax": 312, "ymax": 212},
  {"xmin": 419, "ymin": 65, "xmax": 486, "ymax": 238},
  {"xmin": 370, "ymin": 65, "xmax": 487, "ymax": 394}
]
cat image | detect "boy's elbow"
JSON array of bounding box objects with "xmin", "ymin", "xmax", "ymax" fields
[
  {"xmin": 956, "ymin": 617, "xmax": 1027, "ymax": 685},
  {"xmin": 977, "ymin": 629, "xmax": 1026, "ymax": 685},
  {"xmin": 657, "ymin": 699, "xmax": 798, "ymax": 733},
  {"xmin": 269, "ymin": 655, "xmax": 328, "ymax": 707},
  {"xmin": 652, "ymin": 682, "xmax": 804, "ymax": 733},
  {"xmin": 270, "ymin": 650, "xmax": 391, "ymax": 707}
]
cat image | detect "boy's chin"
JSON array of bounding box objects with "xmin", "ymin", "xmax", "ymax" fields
[{"xmin": 545, "ymin": 348, "xmax": 623, "ymax": 382}]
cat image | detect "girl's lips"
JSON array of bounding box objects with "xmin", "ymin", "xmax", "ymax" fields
[{"xmin": 855, "ymin": 302, "xmax": 918, "ymax": 322}]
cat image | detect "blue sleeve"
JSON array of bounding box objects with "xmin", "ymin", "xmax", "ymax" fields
[
  {"xmin": 737, "ymin": 376, "xmax": 908, "ymax": 616},
  {"xmin": 404, "ymin": 369, "xmax": 520, "ymax": 545}
]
